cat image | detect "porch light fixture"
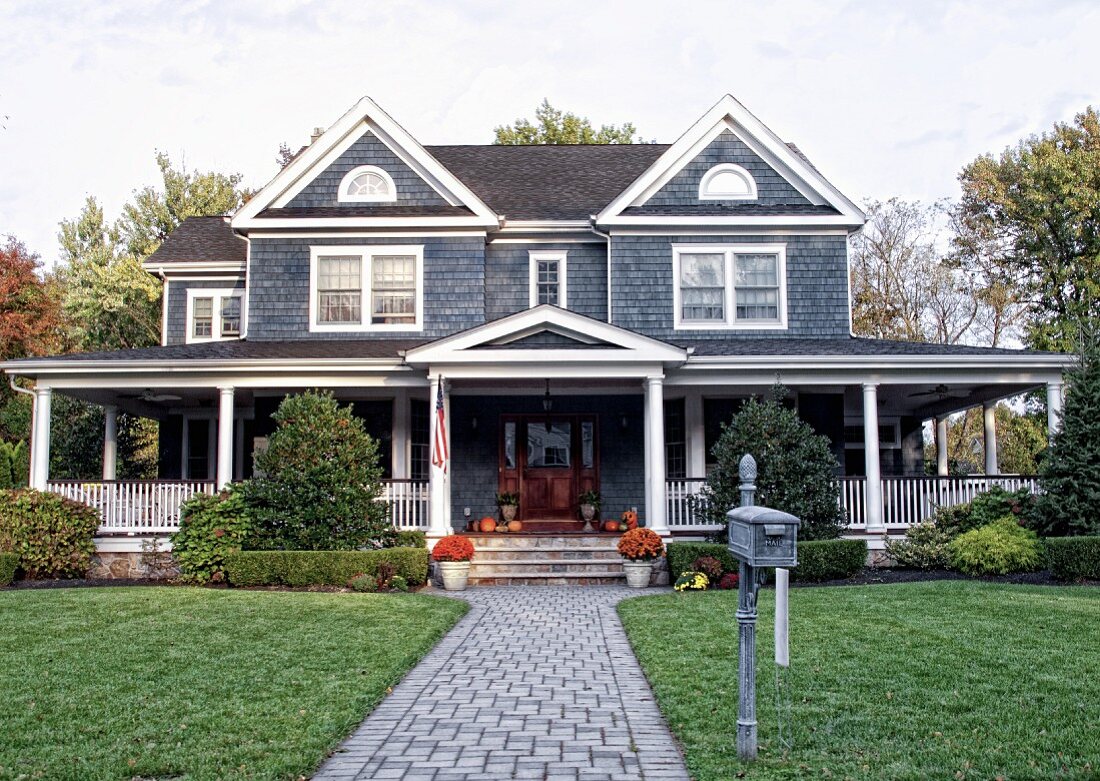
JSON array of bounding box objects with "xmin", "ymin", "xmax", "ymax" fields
[{"xmin": 542, "ymin": 379, "xmax": 553, "ymax": 413}]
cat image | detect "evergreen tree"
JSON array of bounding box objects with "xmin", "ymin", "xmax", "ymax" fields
[
  {"xmin": 702, "ymin": 385, "xmax": 844, "ymax": 541},
  {"xmin": 1032, "ymin": 332, "xmax": 1100, "ymax": 536}
]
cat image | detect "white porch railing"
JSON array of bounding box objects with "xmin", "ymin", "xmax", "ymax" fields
[
  {"xmin": 46, "ymin": 479, "xmax": 431, "ymax": 535},
  {"xmin": 668, "ymin": 475, "xmax": 1041, "ymax": 532},
  {"xmin": 46, "ymin": 480, "xmax": 216, "ymax": 534}
]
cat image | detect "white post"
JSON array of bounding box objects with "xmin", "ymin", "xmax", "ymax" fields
[
  {"xmin": 102, "ymin": 405, "xmax": 118, "ymax": 481},
  {"xmin": 216, "ymin": 386, "xmax": 235, "ymax": 488},
  {"xmin": 644, "ymin": 376, "xmax": 669, "ymax": 536},
  {"xmin": 30, "ymin": 386, "xmax": 52, "ymax": 490},
  {"xmin": 935, "ymin": 416, "xmax": 949, "ymax": 477},
  {"xmin": 983, "ymin": 402, "xmax": 999, "ymax": 476},
  {"xmin": 685, "ymin": 389, "xmax": 706, "ymax": 477},
  {"xmin": 392, "ymin": 389, "xmax": 409, "ymax": 480},
  {"xmin": 862, "ymin": 383, "xmax": 884, "ymax": 532},
  {"xmin": 1046, "ymin": 380, "xmax": 1064, "ymax": 442},
  {"xmin": 427, "ymin": 375, "xmax": 451, "ymax": 539}
]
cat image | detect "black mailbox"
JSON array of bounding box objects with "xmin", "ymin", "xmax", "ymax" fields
[{"xmin": 727, "ymin": 505, "xmax": 800, "ymax": 568}]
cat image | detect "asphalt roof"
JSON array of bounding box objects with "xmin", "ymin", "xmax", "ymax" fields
[
  {"xmin": 676, "ymin": 337, "xmax": 1055, "ymax": 357},
  {"xmin": 256, "ymin": 205, "xmax": 474, "ymax": 219},
  {"xmin": 143, "ymin": 216, "xmax": 246, "ymax": 265}
]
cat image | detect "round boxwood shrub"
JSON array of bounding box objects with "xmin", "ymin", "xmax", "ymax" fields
[
  {"xmin": 0, "ymin": 489, "xmax": 98, "ymax": 578},
  {"xmin": 173, "ymin": 488, "xmax": 253, "ymax": 583},
  {"xmin": 947, "ymin": 516, "xmax": 1044, "ymax": 576}
]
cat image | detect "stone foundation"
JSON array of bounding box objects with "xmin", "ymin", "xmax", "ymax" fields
[{"xmin": 88, "ymin": 551, "xmax": 179, "ymax": 580}]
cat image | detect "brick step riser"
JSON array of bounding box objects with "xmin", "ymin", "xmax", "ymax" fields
[
  {"xmin": 473, "ymin": 551, "xmax": 623, "ymax": 562},
  {"xmin": 468, "ymin": 575, "xmax": 626, "ymax": 586},
  {"xmin": 469, "ymin": 563, "xmax": 625, "ymax": 576}
]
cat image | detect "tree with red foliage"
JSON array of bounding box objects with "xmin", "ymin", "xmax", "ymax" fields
[{"xmin": 0, "ymin": 235, "xmax": 60, "ymax": 361}]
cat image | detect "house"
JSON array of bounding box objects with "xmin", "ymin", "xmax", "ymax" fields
[{"xmin": 2, "ymin": 95, "xmax": 1071, "ymax": 568}]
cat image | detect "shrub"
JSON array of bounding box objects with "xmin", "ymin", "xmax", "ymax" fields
[
  {"xmin": 348, "ymin": 573, "xmax": 377, "ymax": 592},
  {"xmin": 391, "ymin": 530, "xmax": 426, "ymax": 549},
  {"xmin": 674, "ymin": 571, "xmax": 709, "ymax": 591},
  {"xmin": 790, "ymin": 539, "xmax": 867, "ymax": 582},
  {"xmin": 0, "ymin": 489, "xmax": 98, "ymax": 578},
  {"xmin": 934, "ymin": 487, "xmax": 1036, "ymax": 537},
  {"xmin": 667, "ymin": 543, "xmax": 737, "ymax": 581},
  {"xmin": 702, "ymin": 384, "xmax": 845, "ymax": 541},
  {"xmin": 884, "ymin": 521, "xmax": 954, "ymax": 570},
  {"xmin": 0, "ymin": 440, "xmax": 28, "ymax": 489},
  {"xmin": 431, "ymin": 535, "xmax": 474, "ymax": 562},
  {"xmin": 0, "ymin": 552, "xmax": 17, "ymax": 586},
  {"xmin": 617, "ymin": 528, "xmax": 664, "ymax": 561},
  {"xmin": 225, "ymin": 548, "xmax": 429, "ymax": 587},
  {"xmin": 390, "ymin": 575, "xmax": 409, "ymax": 592},
  {"xmin": 947, "ymin": 517, "xmax": 1044, "ymax": 576},
  {"xmin": 1045, "ymin": 536, "xmax": 1100, "ymax": 581},
  {"xmin": 691, "ymin": 555, "xmax": 725, "ymax": 584},
  {"xmin": 172, "ymin": 489, "xmax": 253, "ymax": 584},
  {"xmin": 242, "ymin": 391, "xmax": 390, "ymax": 550},
  {"xmin": 718, "ymin": 572, "xmax": 740, "ymax": 590}
]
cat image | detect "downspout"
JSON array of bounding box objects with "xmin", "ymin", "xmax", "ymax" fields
[{"xmin": 590, "ymin": 218, "xmax": 612, "ymax": 324}]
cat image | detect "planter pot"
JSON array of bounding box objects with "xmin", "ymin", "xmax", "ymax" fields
[
  {"xmin": 580, "ymin": 503, "xmax": 597, "ymax": 522},
  {"xmin": 439, "ymin": 561, "xmax": 471, "ymax": 591},
  {"xmin": 500, "ymin": 504, "xmax": 518, "ymax": 522},
  {"xmin": 622, "ymin": 559, "xmax": 653, "ymax": 588}
]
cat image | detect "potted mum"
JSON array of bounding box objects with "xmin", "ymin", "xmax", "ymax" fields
[
  {"xmin": 617, "ymin": 527, "xmax": 665, "ymax": 588},
  {"xmin": 432, "ymin": 535, "xmax": 475, "ymax": 591}
]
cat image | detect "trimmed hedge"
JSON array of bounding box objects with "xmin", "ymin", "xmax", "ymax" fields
[
  {"xmin": 666, "ymin": 543, "xmax": 738, "ymax": 582},
  {"xmin": 0, "ymin": 552, "xmax": 17, "ymax": 586},
  {"xmin": 1045, "ymin": 536, "xmax": 1100, "ymax": 582},
  {"xmin": 224, "ymin": 548, "xmax": 429, "ymax": 587},
  {"xmin": 0, "ymin": 489, "xmax": 99, "ymax": 578},
  {"xmin": 392, "ymin": 530, "xmax": 426, "ymax": 549},
  {"xmin": 791, "ymin": 539, "xmax": 867, "ymax": 582}
]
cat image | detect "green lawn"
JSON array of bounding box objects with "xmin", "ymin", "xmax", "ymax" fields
[
  {"xmin": 619, "ymin": 581, "xmax": 1100, "ymax": 780},
  {"xmin": 0, "ymin": 587, "xmax": 467, "ymax": 781}
]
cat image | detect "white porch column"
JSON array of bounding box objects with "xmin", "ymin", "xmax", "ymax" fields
[
  {"xmin": 1046, "ymin": 380, "xmax": 1064, "ymax": 441},
  {"xmin": 685, "ymin": 389, "xmax": 706, "ymax": 478},
  {"xmin": 983, "ymin": 402, "xmax": 999, "ymax": 476},
  {"xmin": 935, "ymin": 416, "xmax": 949, "ymax": 477},
  {"xmin": 29, "ymin": 386, "xmax": 52, "ymax": 490},
  {"xmin": 427, "ymin": 375, "xmax": 451, "ymax": 538},
  {"xmin": 644, "ymin": 376, "xmax": 670, "ymax": 536},
  {"xmin": 216, "ymin": 386, "xmax": 235, "ymax": 488},
  {"xmin": 392, "ymin": 389, "xmax": 409, "ymax": 480},
  {"xmin": 862, "ymin": 383, "xmax": 884, "ymax": 532},
  {"xmin": 102, "ymin": 405, "xmax": 118, "ymax": 481}
]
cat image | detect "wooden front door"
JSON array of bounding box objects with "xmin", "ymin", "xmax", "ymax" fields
[{"xmin": 499, "ymin": 414, "xmax": 598, "ymax": 520}]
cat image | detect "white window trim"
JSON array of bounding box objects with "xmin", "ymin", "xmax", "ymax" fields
[
  {"xmin": 308, "ymin": 245, "xmax": 424, "ymax": 333},
  {"xmin": 698, "ymin": 163, "xmax": 758, "ymax": 200},
  {"xmin": 337, "ymin": 165, "xmax": 397, "ymax": 203},
  {"xmin": 528, "ymin": 251, "xmax": 568, "ymax": 308},
  {"xmin": 185, "ymin": 288, "xmax": 245, "ymax": 344},
  {"xmin": 672, "ymin": 244, "xmax": 788, "ymax": 331},
  {"xmin": 844, "ymin": 417, "xmax": 902, "ymax": 449}
]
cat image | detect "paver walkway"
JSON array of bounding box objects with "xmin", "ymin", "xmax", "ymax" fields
[{"xmin": 314, "ymin": 586, "xmax": 691, "ymax": 781}]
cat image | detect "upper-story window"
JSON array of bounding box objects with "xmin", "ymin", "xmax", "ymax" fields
[
  {"xmin": 309, "ymin": 245, "xmax": 423, "ymax": 332},
  {"xmin": 529, "ymin": 251, "xmax": 567, "ymax": 308},
  {"xmin": 672, "ymin": 244, "xmax": 787, "ymax": 330},
  {"xmin": 337, "ymin": 165, "xmax": 397, "ymax": 203},
  {"xmin": 187, "ymin": 289, "xmax": 244, "ymax": 343},
  {"xmin": 698, "ymin": 163, "xmax": 758, "ymax": 200}
]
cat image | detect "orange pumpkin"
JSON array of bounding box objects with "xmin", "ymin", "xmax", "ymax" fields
[
  {"xmin": 479, "ymin": 516, "xmax": 497, "ymax": 533},
  {"xmin": 507, "ymin": 520, "xmax": 523, "ymax": 533},
  {"xmin": 603, "ymin": 520, "xmax": 620, "ymax": 532}
]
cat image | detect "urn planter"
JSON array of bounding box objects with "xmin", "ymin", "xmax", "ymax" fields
[
  {"xmin": 500, "ymin": 504, "xmax": 518, "ymax": 523},
  {"xmin": 439, "ymin": 561, "xmax": 471, "ymax": 591},
  {"xmin": 622, "ymin": 560, "xmax": 654, "ymax": 588}
]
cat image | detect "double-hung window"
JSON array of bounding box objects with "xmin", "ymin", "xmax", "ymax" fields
[
  {"xmin": 673, "ymin": 244, "xmax": 787, "ymax": 330},
  {"xmin": 529, "ymin": 251, "xmax": 567, "ymax": 308},
  {"xmin": 309, "ymin": 245, "xmax": 424, "ymax": 332},
  {"xmin": 187, "ymin": 289, "xmax": 244, "ymax": 343}
]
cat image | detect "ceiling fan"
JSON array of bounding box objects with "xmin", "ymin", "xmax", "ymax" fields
[
  {"xmin": 120, "ymin": 389, "xmax": 183, "ymax": 403},
  {"xmin": 907, "ymin": 384, "xmax": 968, "ymax": 400}
]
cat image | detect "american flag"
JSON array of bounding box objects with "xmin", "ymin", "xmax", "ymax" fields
[{"xmin": 432, "ymin": 378, "xmax": 449, "ymax": 473}]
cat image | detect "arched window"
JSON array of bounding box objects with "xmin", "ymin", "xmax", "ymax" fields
[
  {"xmin": 338, "ymin": 165, "xmax": 396, "ymax": 202},
  {"xmin": 698, "ymin": 163, "xmax": 758, "ymax": 200}
]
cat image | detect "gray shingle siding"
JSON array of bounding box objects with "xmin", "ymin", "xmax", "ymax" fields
[
  {"xmin": 164, "ymin": 278, "xmax": 245, "ymax": 345},
  {"xmin": 247, "ymin": 235, "xmax": 485, "ymax": 340},
  {"xmin": 286, "ymin": 131, "xmax": 450, "ymax": 208},
  {"xmin": 611, "ymin": 234, "xmax": 850, "ymax": 339},
  {"xmin": 644, "ymin": 130, "xmax": 811, "ymax": 208},
  {"xmin": 485, "ymin": 242, "xmax": 608, "ymax": 321}
]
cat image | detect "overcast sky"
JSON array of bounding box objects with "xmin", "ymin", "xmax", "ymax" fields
[{"xmin": 2, "ymin": 0, "xmax": 1098, "ymax": 264}]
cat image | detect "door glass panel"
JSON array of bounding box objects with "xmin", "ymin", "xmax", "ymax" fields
[
  {"xmin": 504, "ymin": 421, "xmax": 516, "ymax": 469},
  {"xmin": 581, "ymin": 421, "xmax": 594, "ymax": 469},
  {"xmin": 527, "ymin": 422, "xmax": 571, "ymax": 467}
]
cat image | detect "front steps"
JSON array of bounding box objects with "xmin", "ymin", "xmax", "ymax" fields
[{"xmin": 461, "ymin": 534, "xmax": 626, "ymax": 585}]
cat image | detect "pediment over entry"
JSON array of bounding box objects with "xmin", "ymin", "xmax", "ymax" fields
[{"xmin": 403, "ymin": 306, "xmax": 687, "ymax": 374}]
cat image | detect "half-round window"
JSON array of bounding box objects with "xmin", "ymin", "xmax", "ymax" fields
[
  {"xmin": 338, "ymin": 165, "xmax": 396, "ymax": 202},
  {"xmin": 698, "ymin": 163, "xmax": 758, "ymax": 200}
]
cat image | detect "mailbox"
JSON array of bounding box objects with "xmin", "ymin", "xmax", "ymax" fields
[{"xmin": 727, "ymin": 505, "xmax": 800, "ymax": 568}]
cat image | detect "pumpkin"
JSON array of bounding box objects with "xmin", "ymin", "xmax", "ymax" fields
[
  {"xmin": 603, "ymin": 520, "xmax": 620, "ymax": 532},
  {"xmin": 478, "ymin": 516, "xmax": 497, "ymax": 533},
  {"xmin": 507, "ymin": 520, "xmax": 523, "ymax": 533}
]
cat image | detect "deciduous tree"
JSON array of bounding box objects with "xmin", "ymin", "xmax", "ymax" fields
[
  {"xmin": 0, "ymin": 236, "xmax": 60, "ymax": 360},
  {"xmin": 494, "ymin": 99, "xmax": 639, "ymax": 145}
]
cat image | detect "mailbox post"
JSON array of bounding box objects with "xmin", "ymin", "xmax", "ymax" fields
[{"xmin": 726, "ymin": 454, "xmax": 800, "ymax": 761}]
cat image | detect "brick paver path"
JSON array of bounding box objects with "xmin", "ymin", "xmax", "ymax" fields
[{"xmin": 313, "ymin": 586, "xmax": 691, "ymax": 780}]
